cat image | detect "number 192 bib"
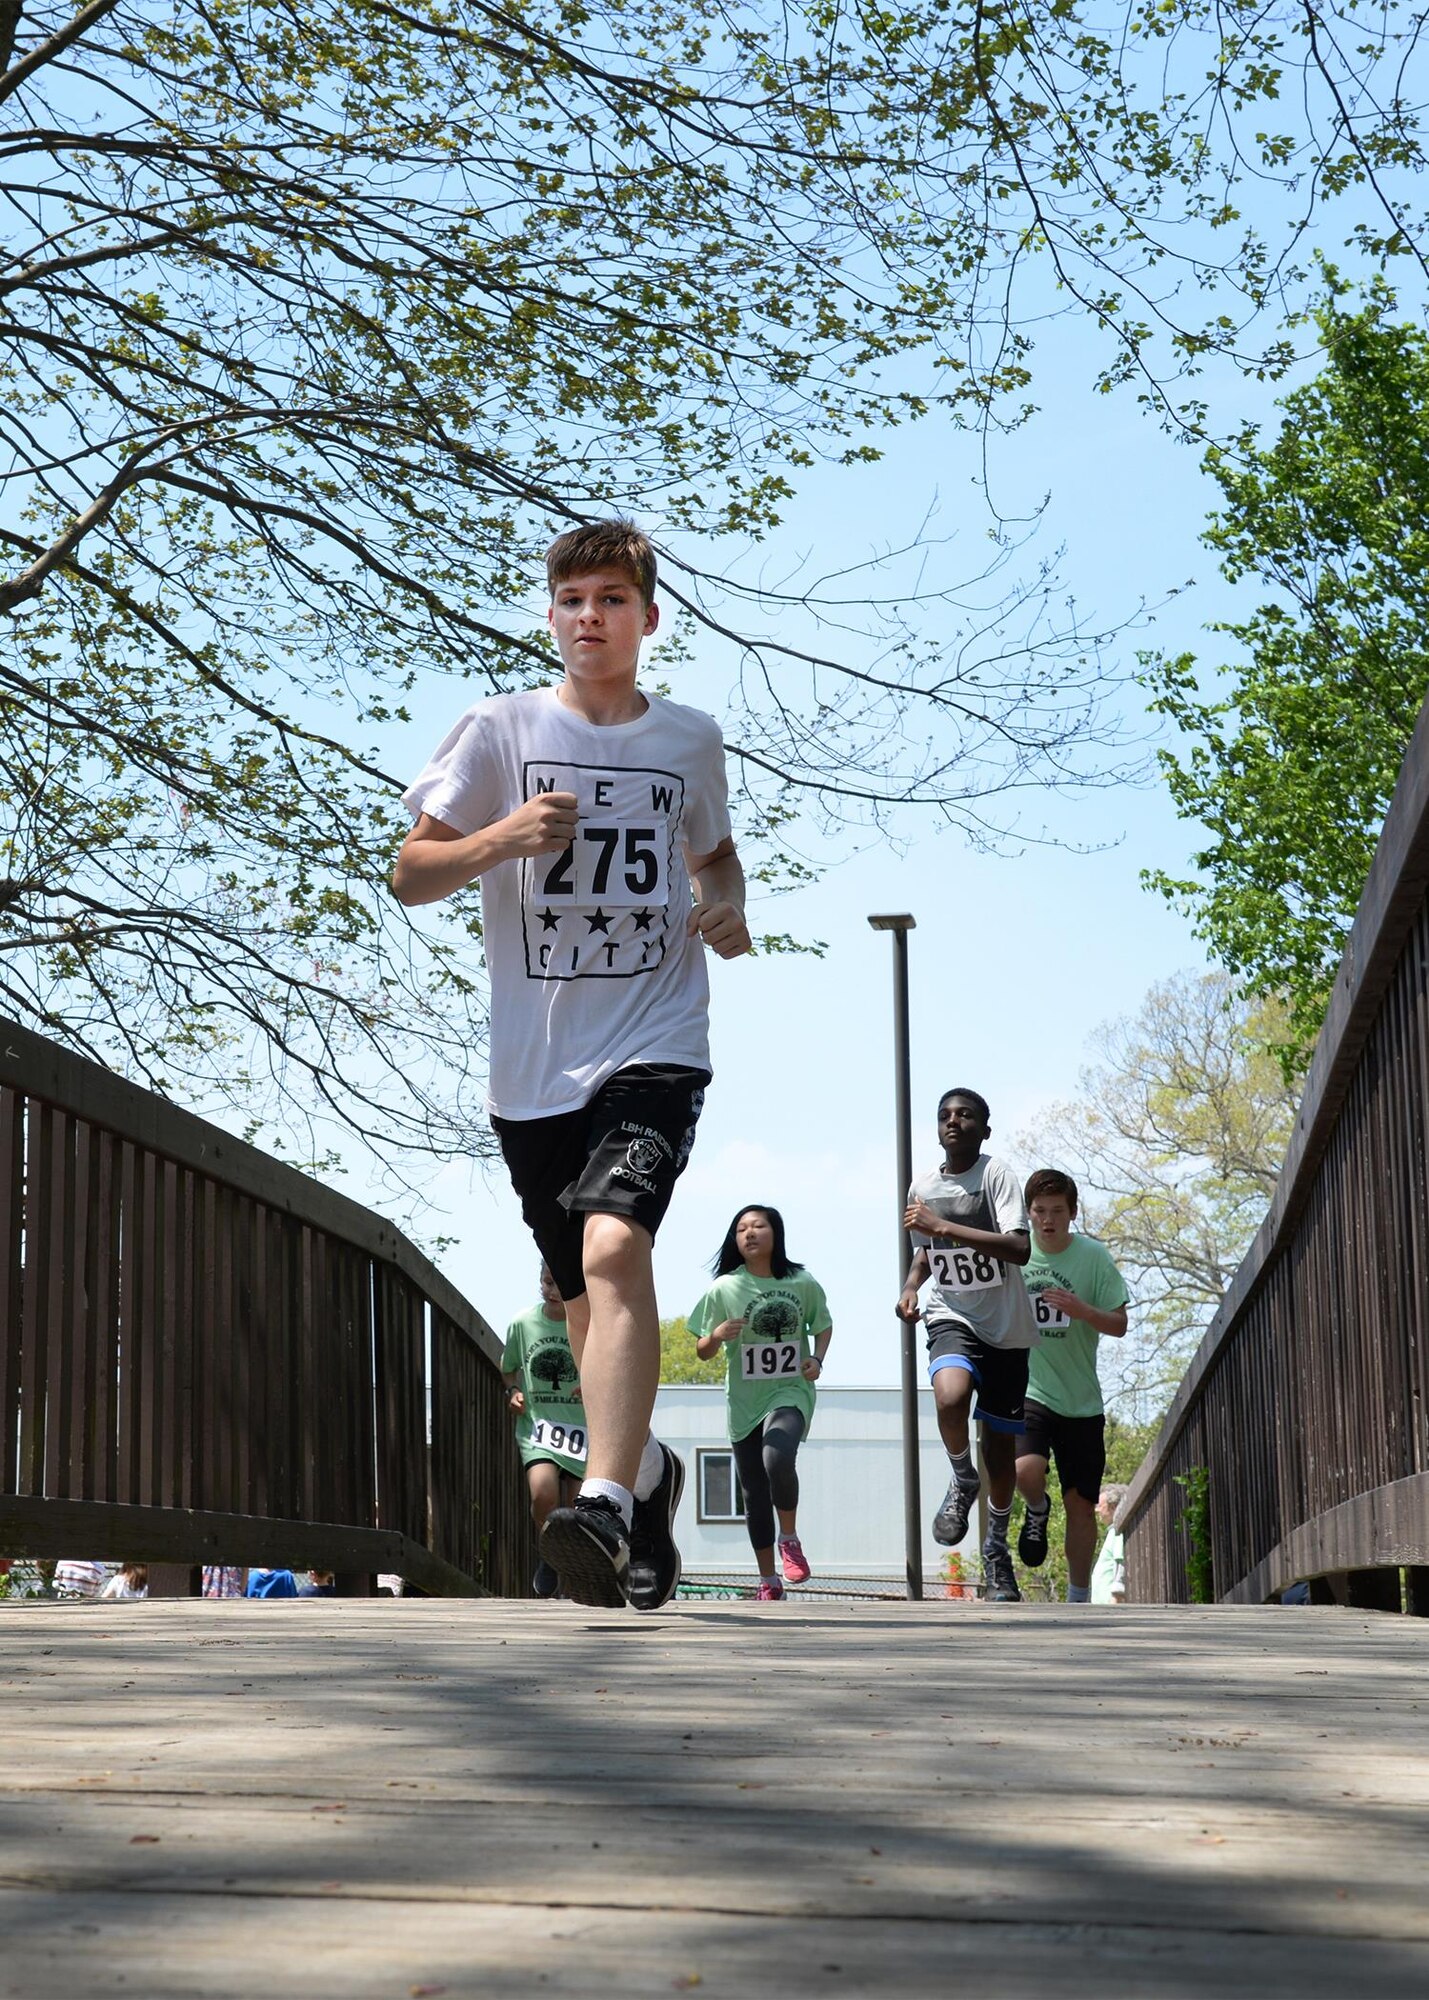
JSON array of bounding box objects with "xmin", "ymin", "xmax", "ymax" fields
[{"xmin": 740, "ymin": 1340, "xmax": 801, "ymax": 1379}]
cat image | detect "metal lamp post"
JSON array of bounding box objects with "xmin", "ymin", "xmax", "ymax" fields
[{"xmin": 868, "ymin": 913, "xmax": 922, "ymax": 1600}]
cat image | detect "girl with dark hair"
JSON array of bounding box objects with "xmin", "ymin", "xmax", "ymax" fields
[{"xmin": 689, "ymin": 1206, "xmax": 832, "ymax": 1600}]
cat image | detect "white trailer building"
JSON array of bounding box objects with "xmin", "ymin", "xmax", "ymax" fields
[{"xmin": 652, "ymin": 1382, "xmax": 976, "ymax": 1595}]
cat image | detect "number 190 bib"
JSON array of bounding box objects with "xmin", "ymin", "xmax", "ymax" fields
[{"xmin": 527, "ymin": 1417, "xmax": 588, "ymax": 1462}]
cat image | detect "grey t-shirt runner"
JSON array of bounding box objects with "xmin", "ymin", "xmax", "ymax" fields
[{"xmin": 907, "ymin": 1153, "xmax": 1039, "ymax": 1350}]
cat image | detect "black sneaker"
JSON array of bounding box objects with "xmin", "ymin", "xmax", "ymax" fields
[
  {"xmin": 531, "ymin": 1558, "xmax": 559, "ymax": 1599},
  {"xmin": 982, "ymin": 1540, "xmax": 1021, "ymax": 1603},
  {"xmin": 932, "ymin": 1478, "xmax": 979, "ymax": 1548},
  {"xmin": 540, "ymin": 1496, "xmax": 630, "ymax": 1608},
  {"xmin": 628, "ymin": 1445, "xmax": 685, "ymax": 1612},
  {"xmin": 1017, "ymin": 1504, "xmax": 1050, "ymax": 1569}
]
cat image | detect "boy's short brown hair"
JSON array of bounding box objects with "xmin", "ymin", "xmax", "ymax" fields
[
  {"xmin": 545, "ymin": 519, "xmax": 657, "ymax": 606},
  {"xmin": 1025, "ymin": 1166, "xmax": 1079, "ymax": 1211}
]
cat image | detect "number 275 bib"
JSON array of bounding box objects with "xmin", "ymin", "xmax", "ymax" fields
[{"xmin": 520, "ymin": 761, "xmax": 683, "ymax": 983}]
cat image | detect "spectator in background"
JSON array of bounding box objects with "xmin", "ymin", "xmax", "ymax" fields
[
  {"xmin": 53, "ymin": 1560, "xmax": 110, "ymax": 1599},
  {"xmin": 100, "ymin": 1563, "xmax": 148, "ymax": 1600},
  {"xmin": 202, "ymin": 1566, "xmax": 247, "ymax": 1598},
  {"xmin": 245, "ymin": 1568, "xmax": 299, "ymax": 1598},
  {"xmin": 297, "ymin": 1570, "xmax": 337, "ymax": 1596},
  {"xmin": 1089, "ymin": 1485, "xmax": 1129, "ymax": 1604}
]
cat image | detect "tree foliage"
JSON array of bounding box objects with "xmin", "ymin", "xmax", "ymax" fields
[
  {"xmin": 2, "ymin": 3, "xmax": 1425, "ymax": 1165},
  {"xmin": 1143, "ymin": 282, "xmax": 1429, "ymax": 1067},
  {"xmin": 1019, "ymin": 971, "xmax": 1302, "ymax": 1422},
  {"xmin": 659, "ymin": 1316, "xmax": 724, "ymax": 1386}
]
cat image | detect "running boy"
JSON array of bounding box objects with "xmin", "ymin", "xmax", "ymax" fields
[
  {"xmin": 897, "ymin": 1088, "xmax": 1036, "ymax": 1604},
  {"xmin": 502, "ymin": 1265, "xmax": 587, "ymax": 1598},
  {"xmin": 395, "ymin": 519, "xmax": 751, "ymax": 1609},
  {"xmin": 1014, "ymin": 1169, "xmax": 1129, "ymax": 1602}
]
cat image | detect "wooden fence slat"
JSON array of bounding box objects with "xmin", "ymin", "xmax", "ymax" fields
[
  {"xmin": 65, "ymin": 1119, "xmax": 95, "ymax": 1500},
  {"xmin": 0, "ymin": 1090, "xmax": 25, "ymax": 1493},
  {"xmin": 42, "ymin": 1105, "xmax": 73, "ymax": 1498},
  {"xmin": 91, "ymin": 1126, "xmax": 120, "ymax": 1507},
  {"xmin": 19, "ymin": 1103, "xmax": 55, "ymax": 1497}
]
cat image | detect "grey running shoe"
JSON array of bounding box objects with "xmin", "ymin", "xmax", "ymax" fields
[
  {"xmin": 932, "ymin": 1478, "xmax": 979, "ymax": 1547},
  {"xmin": 982, "ymin": 1540, "xmax": 1022, "ymax": 1603},
  {"xmin": 629, "ymin": 1445, "xmax": 685, "ymax": 1612},
  {"xmin": 1017, "ymin": 1504, "xmax": 1050, "ymax": 1568},
  {"xmin": 540, "ymin": 1496, "xmax": 630, "ymax": 1608},
  {"xmin": 531, "ymin": 1558, "xmax": 560, "ymax": 1599}
]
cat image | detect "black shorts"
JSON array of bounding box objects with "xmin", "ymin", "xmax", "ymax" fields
[
  {"xmin": 925, "ymin": 1319, "xmax": 1029, "ymax": 1434},
  {"xmin": 1016, "ymin": 1397, "xmax": 1106, "ymax": 1504},
  {"xmin": 492, "ymin": 1063, "xmax": 708, "ymax": 1300}
]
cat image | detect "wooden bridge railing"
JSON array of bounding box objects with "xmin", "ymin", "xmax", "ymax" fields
[
  {"xmin": 0, "ymin": 1021, "xmax": 536, "ymax": 1595},
  {"xmin": 1122, "ymin": 696, "xmax": 1429, "ymax": 1609}
]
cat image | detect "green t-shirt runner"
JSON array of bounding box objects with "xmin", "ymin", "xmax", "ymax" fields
[
  {"xmin": 1023, "ymin": 1233, "xmax": 1130, "ymax": 1419},
  {"xmin": 500, "ymin": 1304, "xmax": 588, "ymax": 1476},
  {"xmin": 688, "ymin": 1268, "xmax": 832, "ymax": 1442}
]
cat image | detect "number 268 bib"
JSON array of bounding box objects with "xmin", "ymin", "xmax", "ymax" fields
[{"xmin": 929, "ymin": 1245, "xmax": 1003, "ymax": 1293}]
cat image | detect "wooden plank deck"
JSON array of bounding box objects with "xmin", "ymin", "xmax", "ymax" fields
[{"xmin": 1, "ymin": 1599, "xmax": 1426, "ymax": 1997}]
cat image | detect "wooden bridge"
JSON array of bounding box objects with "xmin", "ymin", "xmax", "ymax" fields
[
  {"xmin": 5, "ymin": 671, "xmax": 1429, "ymax": 1996},
  {"xmin": 2, "ymin": 1594, "xmax": 1426, "ymax": 1997}
]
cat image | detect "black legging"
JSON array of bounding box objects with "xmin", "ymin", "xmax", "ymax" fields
[{"xmin": 731, "ymin": 1406, "xmax": 807, "ymax": 1552}]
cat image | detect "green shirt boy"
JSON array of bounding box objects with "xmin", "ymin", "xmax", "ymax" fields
[{"xmin": 1024, "ymin": 1232, "xmax": 1130, "ymax": 1419}]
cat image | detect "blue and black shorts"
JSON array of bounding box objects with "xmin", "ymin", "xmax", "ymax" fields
[{"xmin": 925, "ymin": 1317, "xmax": 1029, "ymax": 1434}]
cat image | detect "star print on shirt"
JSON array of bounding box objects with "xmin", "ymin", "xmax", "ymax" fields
[
  {"xmin": 584, "ymin": 907, "xmax": 612, "ymax": 934},
  {"xmin": 538, "ymin": 907, "xmax": 560, "ymax": 932},
  {"xmin": 632, "ymin": 908, "xmax": 655, "ymax": 932}
]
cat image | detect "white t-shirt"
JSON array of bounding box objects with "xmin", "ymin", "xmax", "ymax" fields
[
  {"xmin": 403, "ymin": 687, "xmax": 732, "ymax": 1119},
  {"xmin": 908, "ymin": 1154, "xmax": 1039, "ymax": 1349},
  {"xmin": 99, "ymin": 1573, "xmax": 147, "ymax": 1599}
]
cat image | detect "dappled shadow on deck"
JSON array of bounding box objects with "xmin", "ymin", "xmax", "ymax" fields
[{"xmin": 0, "ymin": 1600, "xmax": 1426, "ymax": 1997}]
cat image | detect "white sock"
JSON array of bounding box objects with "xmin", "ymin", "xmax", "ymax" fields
[
  {"xmin": 578, "ymin": 1478, "xmax": 633, "ymax": 1528},
  {"xmin": 1067, "ymin": 1583, "xmax": 1091, "ymax": 1604},
  {"xmin": 632, "ymin": 1432, "xmax": 665, "ymax": 1502}
]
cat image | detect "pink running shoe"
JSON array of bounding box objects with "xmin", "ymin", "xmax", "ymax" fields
[
  {"xmin": 755, "ymin": 1576, "xmax": 785, "ymax": 1602},
  {"xmin": 778, "ymin": 1535, "xmax": 811, "ymax": 1585}
]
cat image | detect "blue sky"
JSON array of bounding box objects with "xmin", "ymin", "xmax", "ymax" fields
[{"xmin": 394, "ymin": 324, "xmax": 1290, "ymax": 1396}]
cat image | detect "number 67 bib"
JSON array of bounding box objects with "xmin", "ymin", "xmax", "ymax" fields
[{"xmin": 929, "ymin": 1244, "xmax": 1003, "ymax": 1293}]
